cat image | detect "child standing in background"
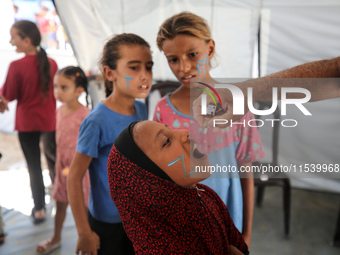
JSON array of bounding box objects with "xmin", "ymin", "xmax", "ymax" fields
[
  {"xmin": 0, "ymin": 20, "xmax": 58, "ymax": 224},
  {"xmin": 36, "ymin": 66, "xmax": 90, "ymax": 254},
  {"xmin": 68, "ymin": 34, "xmax": 153, "ymax": 255},
  {"xmin": 154, "ymin": 12, "xmax": 265, "ymax": 246}
]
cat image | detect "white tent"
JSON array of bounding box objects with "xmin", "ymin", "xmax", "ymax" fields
[
  {"xmin": 1, "ymin": 0, "xmax": 340, "ymax": 191},
  {"xmin": 54, "ymin": 0, "xmax": 340, "ymax": 192}
]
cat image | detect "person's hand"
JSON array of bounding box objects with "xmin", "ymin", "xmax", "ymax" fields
[
  {"xmin": 192, "ymin": 87, "xmax": 248, "ymax": 128},
  {"xmin": 76, "ymin": 231, "xmax": 100, "ymax": 255},
  {"xmin": 0, "ymin": 95, "xmax": 9, "ymax": 113}
]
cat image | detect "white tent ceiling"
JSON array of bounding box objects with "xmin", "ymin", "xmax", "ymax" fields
[{"xmin": 54, "ymin": 0, "xmax": 261, "ymax": 79}]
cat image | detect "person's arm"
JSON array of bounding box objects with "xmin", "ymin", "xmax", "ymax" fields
[
  {"xmin": 193, "ymin": 56, "xmax": 340, "ymax": 127},
  {"xmin": 242, "ymin": 56, "xmax": 340, "ymax": 102},
  {"xmin": 239, "ymin": 162, "xmax": 254, "ymax": 248},
  {"xmin": 0, "ymin": 62, "xmax": 20, "ymax": 113},
  {"xmin": 67, "ymin": 152, "xmax": 100, "ymax": 255},
  {"xmin": 229, "ymin": 244, "xmax": 248, "ymax": 255}
]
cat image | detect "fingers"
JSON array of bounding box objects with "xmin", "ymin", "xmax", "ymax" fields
[
  {"xmin": 194, "ymin": 114, "xmax": 206, "ymax": 127},
  {"xmin": 192, "ymin": 97, "xmax": 204, "ymax": 126},
  {"xmin": 0, "ymin": 103, "xmax": 6, "ymax": 113},
  {"xmin": 192, "ymin": 93, "xmax": 219, "ymax": 126},
  {"xmin": 77, "ymin": 250, "xmax": 97, "ymax": 255},
  {"xmin": 94, "ymin": 232, "xmax": 100, "ymax": 249},
  {"xmin": 75, "ymin": 235, "xmax": 99, "ymax": 255},
  {"xmin": 0, "ymin": 95, "xmax": 9, "ymax": 113}
]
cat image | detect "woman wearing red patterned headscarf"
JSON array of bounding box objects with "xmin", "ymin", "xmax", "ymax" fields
[{"xmin": 107, "ymin": 121, "xmax": 249, "ymax": 255}]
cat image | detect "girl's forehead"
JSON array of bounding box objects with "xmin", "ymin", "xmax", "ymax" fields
[
  {"xmin": 162, "ymin": 35, "xmax": 206, "ymax": 53},
  {"xmin": 10, "ymin": 27, "xmax": 18, "ymax": 34},
  {"xmin": 118, "ymin": 44, "xmax": 150, "ymax": 53},
  {"xmin": 54, "ymin": 73, "xmax": 75, "ymax": 83},
  {"xmin": 118, "ymin": 45, "xmax": 152, "ymax": 62}
]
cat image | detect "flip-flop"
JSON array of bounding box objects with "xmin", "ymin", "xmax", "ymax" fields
[{"xmin": 36, "ymin": 239, "xmax": 61, "ymax": 255}]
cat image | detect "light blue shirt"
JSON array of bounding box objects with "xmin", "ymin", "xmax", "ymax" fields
[{"xmin": 77, "ymin": 101, "xmax": 147, "ymax": 223}]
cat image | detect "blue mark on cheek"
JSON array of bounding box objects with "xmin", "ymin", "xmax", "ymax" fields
[
  {"xmin": 196, "ymin": 53, "xmax": 209, "ymax": 76},
  {"xmin": 124, "ymin": 76, "xmax": 133, "ymax": 89},
  {"xmin": 168, "ymin": 154, "xmax": 184, "ymax": 167},
  {"xmin": 167, "ymin": 153, "xmax": 197, "ymax": 179}
]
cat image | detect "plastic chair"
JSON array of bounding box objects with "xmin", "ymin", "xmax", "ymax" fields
[{"xmin": 253, "ymin": 101, "xmax": 291, "ymax": 238}]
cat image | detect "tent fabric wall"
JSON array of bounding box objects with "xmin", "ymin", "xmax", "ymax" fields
[
  {"xmin": 258, "ymin": 0, "xmax": 340, "ymax": 192},
  {"xmin": 54, "ymin": 0, "xmax": 260, "ymax": 79},
  {"xmin": 3, "ymin": 0, "xmax": 337, "ymax": 191}
]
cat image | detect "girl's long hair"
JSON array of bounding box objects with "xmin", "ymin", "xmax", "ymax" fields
[{"xmin": 13, "ymin": 20, "xmax": 51, "ymax": 95}]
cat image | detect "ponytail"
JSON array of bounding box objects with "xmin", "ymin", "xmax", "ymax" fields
[
  {"xmin": 36, "ymin": 46, "xmax": 51, "ymax": 95},
  {"xmin": 13, "ymin": 20, "xmax": 51, "ymax": 96}
]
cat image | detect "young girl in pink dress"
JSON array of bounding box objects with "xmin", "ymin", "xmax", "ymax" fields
[
  {"xmin": 154, "ymin": 12, "xmax": 265, "ymax": 246},
  {"xmin": 36, "ymin": 66, "xmax": 90, "ymax": 254}
]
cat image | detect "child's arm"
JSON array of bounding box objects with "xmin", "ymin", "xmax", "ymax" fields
[
  {"xmin": 230, "ymin": 244, "xmax": 248, "ymax": 255},
  {"xmin": 239, "ymin": 162, "xmax": 254, "ymax": 248},
  {"xmin": 67, "ymin": 152, "xmax": 100, "ymax": 254}
]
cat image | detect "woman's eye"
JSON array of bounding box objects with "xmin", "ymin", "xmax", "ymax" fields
[
  {"xmin": 189, "ymin": 52, "xmax": 198, "ymax": 57},
  {"xmin": 62, "ymin": 86, "xmax": 67, "ymax": 91},
  {"xmin": 168, "ymin": 58, "xmax": 177, "ymax": 63},
  {"xmin": 130, "ymin": 66, "xmax": 138, "ymax": 70},
  {"xmin": 163, "ymin": 138, "xmax": 170, "ymax": 147},
  {"xmin": 146, "ymin": 66, "xmax": 153, "ymax": 71}
]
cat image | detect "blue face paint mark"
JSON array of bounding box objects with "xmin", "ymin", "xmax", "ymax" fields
[
  {"xmin": 124, "ymin": 76, "xmax": 133, "ymax": 89},
  {"xmin": 167, "ymin": 153, "xmax": 197, "ymax": 179},
  {"xmin": 168, "ymin": 154, "xmax": 184, "ymax": 167},
  {"xmin": 196, "ymin": 54, "xmax": 208, "ymax": 76}
]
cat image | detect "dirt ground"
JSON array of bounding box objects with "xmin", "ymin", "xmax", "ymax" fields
[{"xmin": 0, "ymin": 131, "xmax": 47, "ymax": 171}]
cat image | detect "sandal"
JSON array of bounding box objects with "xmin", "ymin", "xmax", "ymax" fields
[
  {"xmin": 36, "ymin": 239, "xmax": 61, "ymax": 254},
  {"xmin": 31, "ymin": 208, "xmax": 45, "ymax": 225}
]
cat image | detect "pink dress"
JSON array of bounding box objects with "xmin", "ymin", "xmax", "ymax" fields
[
  {"xmin": 53, "ymin": 105, "xmax": 90, "ymax": 205},
  {"xmin": 153, "ymin": 94, "xmax": 265, "ymax": 231}
]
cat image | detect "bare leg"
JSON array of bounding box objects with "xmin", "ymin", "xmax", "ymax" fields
[
  {"xmin": 52, "ymin": 201, "xmax": 68, "ymax": 242},
  {"xmin": 36, "ymin": 201, "xmax": 67, "ymax": 253}
]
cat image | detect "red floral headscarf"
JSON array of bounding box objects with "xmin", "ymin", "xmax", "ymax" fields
[{"xmin": 107, "ymin": 123, "xmax": 249, "ymax": 254}]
